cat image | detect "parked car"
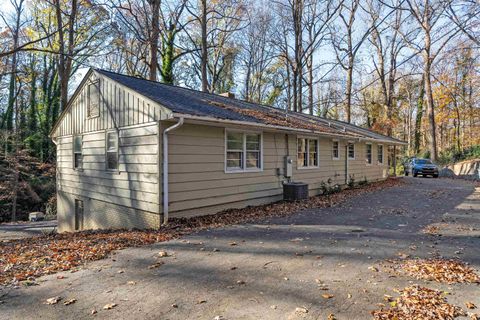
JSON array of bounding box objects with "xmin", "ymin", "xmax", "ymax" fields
[{"xmin": 404, "ymin": 158, "xmax": 439, "ymax": 178}]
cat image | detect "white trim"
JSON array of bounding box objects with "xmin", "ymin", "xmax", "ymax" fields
[
  {"xmin": 296, "ymin": 136, "xmax": 320, "ymax": 170},
  {"xmin": 332, "ymin": 139, "xmax": 340, "ymax": 160},
  {"xmin": 224, "ymin": 129, "xmax": 263, "ymax": 173},
  {"xmin": 163, "ymin": 117, "xmax": 185, "ymax": 224}
]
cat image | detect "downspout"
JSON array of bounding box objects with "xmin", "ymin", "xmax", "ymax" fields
[
  {"xmin": 345, "ymin": 143, "xmax": 349, "ymax": 185},
  {"xmin": 162, "ymin": 117, "xmax": 184, "ymax": 224}
]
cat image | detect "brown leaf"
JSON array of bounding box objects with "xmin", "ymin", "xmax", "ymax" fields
[
  {"xmin": 148, "ymin": 262, "xmax": 164, "ymax": 269},
  {"xmin": 46, "ymin": 297, "xmax": 62, "ymax": 305},
  {"xmin": 158, "ymin": 251, "xmax": 169, "ymax": 257},
  {"xmin": 295, "ymin": 307, "xmax": 308, "ymax": 314},
  {"xmin": 466, "ymin": 302, "xmax": 477, "ymax": 309},
  {"xmin": 103, "ymin": 303, "xmax": 117, "ymax": 310}
]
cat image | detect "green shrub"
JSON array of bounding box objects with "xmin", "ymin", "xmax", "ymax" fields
[{"xmin": 438, "ymin": 145, "xmax": 480, "ymax": 165}]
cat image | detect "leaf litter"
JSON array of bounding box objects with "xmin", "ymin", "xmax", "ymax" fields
[
  {"xmin": 0, "ymin": 178, "xmax": 402, "ymax": 286},
  {"xmin": 372, "ymin": 285, "xmax": 466, "ymax": 320},
  {"xmin": 394, "ymin": 259, "xmax": 480, "ymax": 284}
]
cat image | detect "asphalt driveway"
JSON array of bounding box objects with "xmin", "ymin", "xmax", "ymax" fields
[
  {"xmin": 1, "ymin": 177, "xmax": 479, "ymax": 319},
  {"xmin": 0, "ymin": 220, "xmax": 57, "ymax": 241}
]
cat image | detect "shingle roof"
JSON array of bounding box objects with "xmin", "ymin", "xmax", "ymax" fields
[{"xmin": 96, "ymin": 69, "xmax": 405, "ymax": 144}]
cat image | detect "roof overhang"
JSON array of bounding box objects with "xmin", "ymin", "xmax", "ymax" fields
[{"xmin": 170, "ymin": 113, "xmax": 407, "ymax": 145}]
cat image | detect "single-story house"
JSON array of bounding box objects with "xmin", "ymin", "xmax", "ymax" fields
[{"xmin": 50, "ymin": 68, "xmax": 406, "ymax": 232}]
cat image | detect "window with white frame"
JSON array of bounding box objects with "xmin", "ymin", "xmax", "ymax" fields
[
  {"xmin": 87, "ymin": 81, "xmax": 99, "ymax": 118},
  {"xmin": 366, "ymin": 144, "xmax": 372, "ymax": 164},
  {"xmin": 348, "ymin": 142, "xmax": 355, "ymax": 159},
  {"xmin": 332, "ymin": 140, "xmax": 339, "ymax": 159},
  {"xmin": 73, "ymin": 135, "xmax": 83, "ymax": 169},
  {"xmin": 297, "ymin": 138, "xmax": 318, "ymax": 168},
  {"xmin": 226, "ymin": 131, "xmax": 261, "ymax": 171},
  {"xmin": 377, "ymin": 145, "xmax": 384, "ymax": 164},
  {"xmin": 106, "ymin": 131, "xmax": 119, "ymax": 170}
]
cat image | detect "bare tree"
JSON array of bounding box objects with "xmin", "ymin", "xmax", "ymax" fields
[
  {"xmin": 401, "ymin": 0, "xmax": 462, "ymax": 160},
  {"xmin": 330, "ymin": 0, "xmax": 370, "ymax": 123},
  {"xmin": 185, "ymin": 0, "xmax": 247, "ymax": 93},
  {"xmin": 365, "ymin": 0, "xmax": 406, "ymax": 135}
]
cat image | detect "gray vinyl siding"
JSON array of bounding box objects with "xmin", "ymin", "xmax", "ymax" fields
[
  {"xmin": 53, "ymin": 71, "xmax": 170, "ymax": 138},
  {"xmin": 53, "ymin": 70, "xmax": 166, "ymax": 231},
  {"xmin": 56, "ymin": 123, "xmax": 160, "ymax": 231}
]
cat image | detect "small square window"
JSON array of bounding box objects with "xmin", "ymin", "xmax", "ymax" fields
[{"xmin": 226, "ymin": 131, "xmax": 261, "ymax": 171}]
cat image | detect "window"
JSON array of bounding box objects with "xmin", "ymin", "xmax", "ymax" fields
[
  {"xmin": 106, "ymin": 131, "xmax": 119, "ymax": 170},
  {"xmin": 377, "ymin": 145, "xmax": 384, "ymax": 164},
  {"xmin": 332, "ymin": 141, "xmax": 339, "ymax": 159},
  {"xmin": 73, "ymin": 135, "xmax": 83, "ymax": 169},
  {"xmin": 348, "ymin": 142, "xmax": 355, "ymax": 159},
  {"xmin": 87, "ymin": 81, "xmax": 99, "ymax": 118},
  {"xmin": 297, "ymin": 138, "xmax": 318, "ymax": 168},
  {"xmin": 226, "ymin": 131, "xmax": 261, "ymax": 171},
  {"xmin": 246, "ymin": 134, "xmax": 261, "ymax": 169},
  {"xmin": 366, "ymin": 144, "xmax": 372, "ymax": 164}
]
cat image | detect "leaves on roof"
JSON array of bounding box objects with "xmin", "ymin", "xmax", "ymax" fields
[{"xmin": 204, "ymin": 99, "xmax": 358, "ymax": 136}]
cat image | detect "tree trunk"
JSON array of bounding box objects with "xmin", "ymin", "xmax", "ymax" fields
[
  {"xmin": 414, "ymin": 76, "xmax": 425, "ymax": 155},
  {"xmin": 201, "ymin": 0, "xmax": 208, "ymax": 92},
  {"xmin": 149, "ymin": 0, "xmax": 160, "ymax": 81},
  {"xmin": 55, "ymin": 0, "xmax": 77, "ymax": 112},
  {"xmin": 345, "ymin": 61, "xmax": 353, "ymax": 123},
  {"xmin": 423, "ymin": 56, "xmax": 438, "ymax": 160},
  {"xmin": 161, "ymin": 24, "xmax": 175, "ymax": 84}
]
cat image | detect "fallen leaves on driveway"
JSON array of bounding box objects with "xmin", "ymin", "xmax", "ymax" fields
[
  {"xmin": 0, "ymin": 230, "xmax": 174, "ymax": 285},
  {"xmin": 0, "ymin": 178, "xmax": 403, "ymax": 286},
  {"xmin": 372, "ymin": 285, "xmax": 466, "ymax": 320},
  {"xmin": 401, "ymin": 259, "xmax": 480, "ymax": 284}
]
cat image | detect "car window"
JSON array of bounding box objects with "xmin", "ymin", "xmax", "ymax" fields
[{"xmin": 416, "ymin": 159, "xmax": 433, "ymax": 165}]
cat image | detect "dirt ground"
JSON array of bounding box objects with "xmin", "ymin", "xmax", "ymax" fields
[{"xmin": 1, "ymin": 177, "xmax": 479, "ymax": 320}]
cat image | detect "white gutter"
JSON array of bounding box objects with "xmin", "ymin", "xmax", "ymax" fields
[{"xmin": 162, "ymin": 117, "xmax": 184, "ymax": 224}]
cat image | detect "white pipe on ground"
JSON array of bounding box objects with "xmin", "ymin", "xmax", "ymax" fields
[{"xmin": 162, "ymin": 117, "xmax": 184, "ymax": 225}]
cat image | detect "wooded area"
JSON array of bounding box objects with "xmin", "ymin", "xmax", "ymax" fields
[{"xmin": 0, "ymin": 0, "xmax": 479, "ymax": 222}]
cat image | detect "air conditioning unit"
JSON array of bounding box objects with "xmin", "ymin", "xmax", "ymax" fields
[{"xmin": 283, "ymin": 182, "xmax": 308, "ymax": 201}]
